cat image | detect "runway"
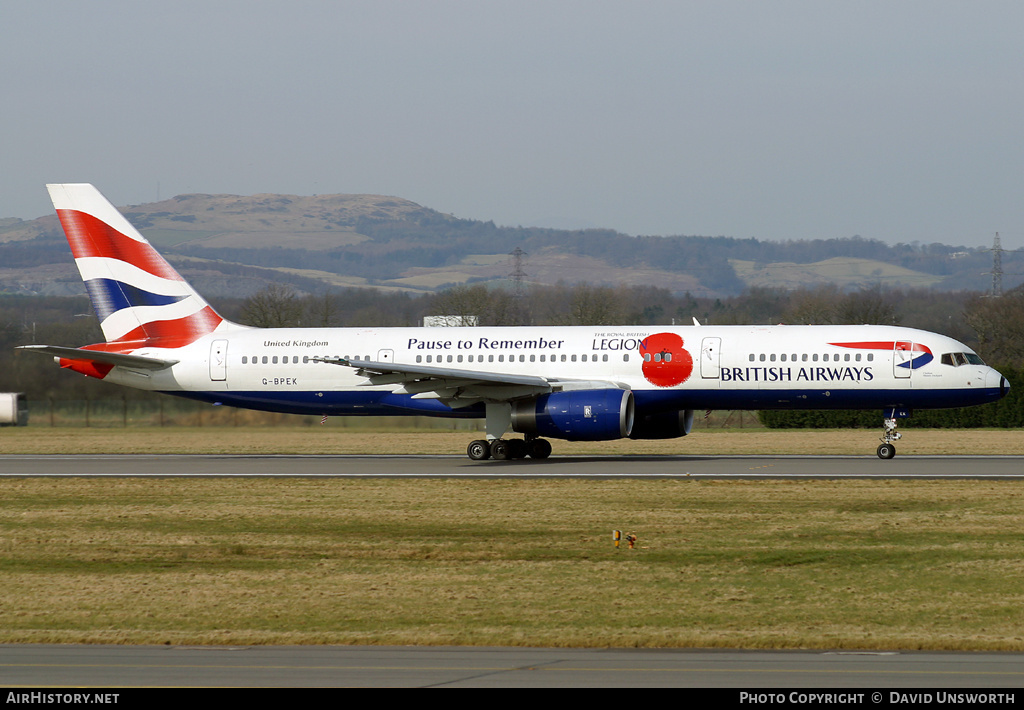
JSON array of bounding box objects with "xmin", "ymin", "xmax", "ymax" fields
[
  {"xmin": 2, "ymin": 644, "xmax": 1023, "ymax": 688},
  {"xmin": 1, "ymin": 453, "xmax": 1023, "ymax": 478}
]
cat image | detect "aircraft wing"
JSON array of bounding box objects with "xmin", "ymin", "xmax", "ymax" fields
[
  {"xmin": 314, "ymin": 356, "xmax": 627, "ymax": 408},
  {"xmin": 17, "ymin": 345, "xmax": 179, "ymax": 371}
]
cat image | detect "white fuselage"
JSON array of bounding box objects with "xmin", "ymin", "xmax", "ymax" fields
[{"xmin": 102, "ymin": 323, "xmax": 1006, "ymax": 418}]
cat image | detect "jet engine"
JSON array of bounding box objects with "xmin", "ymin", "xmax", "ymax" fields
[
  {"xmin": 629, "ymin": 409, "xmax": 695, "ymax": 439},
  {"xmin": 511, "ymin": 389, "xmax": 634, "ymax": 441}
]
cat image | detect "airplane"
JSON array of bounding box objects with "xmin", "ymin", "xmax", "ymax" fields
[{"xmin": 19, "ymin": 183, "xmax": 1010, "ymax": 460}]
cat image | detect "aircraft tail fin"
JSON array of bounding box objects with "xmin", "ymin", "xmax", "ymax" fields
[{"xmin": 46, "ymin": 183, "xmax": 227, "ymax": 346}]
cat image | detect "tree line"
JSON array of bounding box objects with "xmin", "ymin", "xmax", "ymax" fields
[{"xmin": 3, "ymin": 282, "xmax": 1022, "ymax": 429}]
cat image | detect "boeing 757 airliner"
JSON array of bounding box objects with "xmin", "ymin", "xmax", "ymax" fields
[{"xmin": 20, "ymin": 184, "xmax": 1010, "ymax": 460}]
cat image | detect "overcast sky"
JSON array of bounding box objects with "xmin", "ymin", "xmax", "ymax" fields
[{"xmin": 3, "ymin": 0, "xmax": 1021, "ymax": 248}]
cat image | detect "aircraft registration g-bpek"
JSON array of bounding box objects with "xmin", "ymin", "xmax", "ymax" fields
[{"xmin": 21, "ymin": 184, "xmax": 1010, "ymax": 460}]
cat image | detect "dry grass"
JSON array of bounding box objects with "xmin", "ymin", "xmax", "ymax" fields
[
  {"xmin": 1, "ymin": 477, "xmax": 1024, "ymax": 649},
  {"xmin": 2, "ymin": 426, "xmax": 1024, "ymax": 456}
]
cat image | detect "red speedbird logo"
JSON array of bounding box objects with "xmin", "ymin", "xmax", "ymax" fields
[{"xmin": 639, "ymin": 333, "xmax": 693, "ymax": 387}]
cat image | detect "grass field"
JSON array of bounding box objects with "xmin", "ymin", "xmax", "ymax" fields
[
  {"xmin": 1, "ymin": 476, "xmax": 1023, "ymax": 649},
  {"xmin": 2, "ymin": 427, "xmax": 1024, "ymax": 649}
]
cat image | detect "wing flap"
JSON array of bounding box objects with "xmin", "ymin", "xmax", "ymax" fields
[
  {"xmin": 313, "ymin": 356, "xmax": 629, "ymax": 405},
  {"xmin": 315, "ymin": 357, "xmax": 552, "ymax": 388},
  {"xmin": 314, "ymin": 356, "xmax": 552, "ymax": 403}
]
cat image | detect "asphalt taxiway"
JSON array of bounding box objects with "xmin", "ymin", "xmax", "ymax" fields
[
  {"xmin": 1, "ymin": 453, "xmax": 1023, "ymax": 478},
  {"xmin": 2, "ymin": 644, "xmax": 1023, "ymax": 688}
]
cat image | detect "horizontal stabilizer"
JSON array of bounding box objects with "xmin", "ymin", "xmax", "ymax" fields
[{"xmin": 17, "ymin": 345, "xmax": 178, "ymax": 371}]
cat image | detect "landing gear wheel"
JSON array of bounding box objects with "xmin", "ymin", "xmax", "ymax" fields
[
  {"xmin": 490, "ymin": 440, "xmax": 509, "ymax": 461},
  {"xmin": 527, "ymin": 439, "xmax": 552, "ymax": 459},
  {"xmin": 467, "ymin": 439, "xmax": 491, "ymax": 461},
  {"xmin": 878, "ymin": 415, "xmax": 902, "ymax": 459},
  {"xmin": 506, "ymin": 439, "xmax": 528, "ymax": 459}
]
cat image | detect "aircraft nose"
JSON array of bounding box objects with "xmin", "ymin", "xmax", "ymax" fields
[{"xmin": 989, "ymin": 369, "xmax": 1011, "ymax": 398}]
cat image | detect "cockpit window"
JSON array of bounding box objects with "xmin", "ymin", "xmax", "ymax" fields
[{"xmin": 941, "ymin": 352, "xmax": 987, "ymax": 367}]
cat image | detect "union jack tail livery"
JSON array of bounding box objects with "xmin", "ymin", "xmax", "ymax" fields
[{"xmin": 47, "ymin": 183, "xmax": 226, "ymax": 347}]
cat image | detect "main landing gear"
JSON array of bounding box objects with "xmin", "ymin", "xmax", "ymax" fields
[
  {"xmin": 876, "ymin": 416, "xmax": 902, "ymax": 459},
  {"xmin": 467, "ymin": 437, "xmax": 552, "ymax": 461},
  {"xmin": 466, "ymin": 401, "xmax": 552, "ymax": 461}
]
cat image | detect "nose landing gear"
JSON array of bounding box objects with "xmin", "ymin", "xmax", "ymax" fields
[{"xmin": 877, "ymin": 414, "xmax": 903, "ymax": 459}]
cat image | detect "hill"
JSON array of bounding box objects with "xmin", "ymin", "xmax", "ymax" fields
[{"xmin": 0, "ymin": 191, "xmax": 1012, "ymax": 298}]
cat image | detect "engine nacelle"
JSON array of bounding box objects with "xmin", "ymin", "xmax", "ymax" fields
[
  {"xmin": 511, "ymin": 389, "xmax": 634, "ymax": 441},
  {"xmin": 629, "ymin": 409, "xmax": 695, "ymax": 440}
]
